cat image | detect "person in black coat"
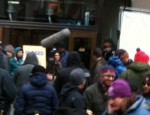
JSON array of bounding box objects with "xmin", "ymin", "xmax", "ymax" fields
[
  {"xmin": 14, "ymin": 65, "xmax": 59, "ymax": 115},
  {"xmin": 0, "ymin": 53, "xmax": 17, "ymax": 115},
  {"xmin": 60, "ymin": 68, "xmax": 87, "ymax": 110},
  {"xmin": 54, "ymin": 51, "xmax": 90, "ymax": 95},
  {"xmin": 102, "ymin": 39, "xmax": 115, "ymax": 62},
  {"xmin": 47, "ymin": 50, "xmax": 62, "ymax": 81}
]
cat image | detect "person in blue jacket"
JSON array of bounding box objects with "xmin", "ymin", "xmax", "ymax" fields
[
  {"xmin": 14, "ymin": 65, "xmax": 59, "ymax": 115},
  {"xmin": 9, "ymin": 47, "xmax": 24, "ymax": 76},
  {"xmin": 108, "ymin": 55, "xmax": 126, "ymax": 79},
  {"xmin": 103, "ymin": 79, "xmax": 150, "ymax": 115}
]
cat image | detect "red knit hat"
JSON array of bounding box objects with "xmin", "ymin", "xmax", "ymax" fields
[{"xmin": 134, "ymin": 48, "xmax": 149, "ymax": 63}]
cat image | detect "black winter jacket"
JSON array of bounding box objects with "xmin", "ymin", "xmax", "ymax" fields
[
  {"xmin": 60, "ymin": 83, "xmax": 86, "ymax": 109},
  {"xmin": 0, "ymin": 68, "xmax": 17, "ymax": 114}
]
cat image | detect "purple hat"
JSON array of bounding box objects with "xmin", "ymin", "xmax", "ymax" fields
[{"xmin": 108, "ymin": 79, "xmax": 131, "ymax": 97}]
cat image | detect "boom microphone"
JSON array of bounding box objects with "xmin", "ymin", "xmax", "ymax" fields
[{"xmin": 41, "ymin": 28, "xmax": 71, "ymax": 48}]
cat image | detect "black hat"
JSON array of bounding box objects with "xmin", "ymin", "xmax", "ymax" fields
[{"xmin": 31, "ymin": 65, "xmax": 46, "ymax": 74}]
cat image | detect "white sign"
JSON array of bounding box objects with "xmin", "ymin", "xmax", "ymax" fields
[
  {"xmin": 23, "ymin": 45, "xmax": 46, "ymax": 68},
  {"xmin": 119, "ymin": 10, "xmax": 150, "ymax": 63}
]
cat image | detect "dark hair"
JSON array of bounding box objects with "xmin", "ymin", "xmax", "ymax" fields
[
  {"xmin": 143, "ymin": 71, "xmax": 150, "ymax": 85},
  {"xmin": 51, "ymin": 50, "xmax": 60, "ymax": 57},
  {"xmin": 115, "ymin": 49, "xmax": 127, "ymax": 57},
  {"xmin": 67, "ymin": 51, "xmax": 83, "ymax": 67},
  {"xmin": 103, "ymin": 38, "xmax": 113, "ymax": 45},
  {"xmin": 103, "ymin": 38, "xmax": 116, "ymax": 50},
  {"xmin": 54, "ymin": 41, "xmax": 65, "ymax": 49},
  {"xmin": 93, "ymin": 48, "xmax": 102, "ymax": 57}
]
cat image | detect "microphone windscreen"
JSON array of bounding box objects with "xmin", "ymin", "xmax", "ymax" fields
[{"xmin": 41, "ymin": 28, "xmax": 71, "ymax": 48}]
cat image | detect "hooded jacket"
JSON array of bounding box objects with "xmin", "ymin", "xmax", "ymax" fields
[
  {"xmin": 60, "ymin": 83, "xmax": 86, "ymax": 109},
  {"xmin": 103, "ymin": 96, "xmax": 150, "ymax": 115},
  {"xmin": 14, "ymin": 52, "xmax": 38, "ymax": 90},
  {"xmin": 0, "ymin": 57, "xmax": 17, "ymax": 114},
  {"xmin": 142, "ymin": 98, "xmax": 150, "ymax": 111},
  {"xmin": 0, "ymin": 50, "xmax": 10, "ymax": 72},
  {"xmin": 14, "ymin": 72, "xmax": 59, "ymax": 115},
  {"xmin": 9, "ymin": 47, "xmax": 23, "ymax": 76},
  {"xmin": 108, "ymin": 56, "xmax": 126, "ymax": 78},
  {"xmin": 120, "ymin": 62, "xmax": 150, "ymax": 93}
]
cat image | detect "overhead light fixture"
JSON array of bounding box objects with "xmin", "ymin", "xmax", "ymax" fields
[
  {"xmin": 7, "ymin": 1, "xmax": 20, "ymax": 21},
  {"xmin": 8, "ymin": 1, "xmax": 20, "ymax": 4}
]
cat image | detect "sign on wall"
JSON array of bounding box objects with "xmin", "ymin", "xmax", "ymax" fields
[{"xmin": 23, "ymin": 45, "xmax": 46, "ymax": 68}]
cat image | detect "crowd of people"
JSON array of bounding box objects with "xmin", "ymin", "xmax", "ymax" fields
[{"xmin": 0, "ymin": 39, "xmax": 150, "ymax": 115}]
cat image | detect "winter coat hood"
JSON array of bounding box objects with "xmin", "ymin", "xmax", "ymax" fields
[
  {"xmin": 23, "ymin": 52, "xmax": 38, "ymax": 65},
  {"xmin": 30, "ymin": 72, "xmax": 47, "ymax": 87},
  {"xmin": 67, "ymin": 51, "xmax": 83, "ymax": 67},
  {"xmin": 108, "ymin": 56, "xmax": 127, "ymax": 77},
  {"xmin": 108, "ymin": 56, "xmax": 125, "ymax": 67},
  {"xmin": 14, "ymin": 47, "xmax": 23, "ymax": 57},
  {"xmin": 61, "ymin": 83, "xmax": 79, "ymax": 98},
  {"xmin": 127, "ymin": 62, "xmax": 150, "ymax": 72}
]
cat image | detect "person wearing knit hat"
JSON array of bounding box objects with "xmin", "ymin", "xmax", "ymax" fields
[
  {"xmin": 134, "ymin": 48, "xmax": 149, "ymax": 63},
  {"xmin": 118, "ymin": 48, "xmax": 150, "ymax": 93},
  {"xmin": 5, "ymin": 44, "xmax": 15, "ymax": 58},
  {"xmin": 103, "ymin": 79, "xmax": 150, "ymax": 115},
  {"xmin": 108, "ymin": 79, "xmax": 131, "ymax": 98},
  {"xmin": 69, "ymin": 68, "xmax": 86, "ymax": 86},
  {"xmin": 84, "ymin": 65, "xmax": 116, "ymax": 115},
  {"xmin": 99, "ymin": 65, "xmax": 116, "ymax": 87},
  {"xmin": 60, "ymin": 68, "xmax": 87, "ymax": 110}
]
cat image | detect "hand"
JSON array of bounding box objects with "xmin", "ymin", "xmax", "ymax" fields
[
  {"xmin": 107, "ymin": 100, "xmax": 116, "ymax": 114},
  {"xmin": 47, "ymin": 74, "xmax": 53, "ymax": 80},
  {"xmin": 86, "ymin": 109, "xmax": 93, "ymax": 115}
]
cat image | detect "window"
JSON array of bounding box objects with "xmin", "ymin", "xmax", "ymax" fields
[{"xmin": 0, "ymin": 0, "xmax": 98, "ymax": 26}]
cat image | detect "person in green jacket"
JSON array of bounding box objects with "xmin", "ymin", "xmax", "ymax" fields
[
  {"xmin": 118, "ymin": 49, "xmax": 150, "ymax": 93},
  {"xmin": 84, "ymin": 65, "xmax": 115, "ymax": 115}
]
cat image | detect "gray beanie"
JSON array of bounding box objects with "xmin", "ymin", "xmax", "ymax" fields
[
  {"xmin": 69, "ymin": 68, "xmax": 86, "ymax": 86},
  {"xmin": 5, "ymin": 45, "xmax": 14, "ymax": 53}
]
